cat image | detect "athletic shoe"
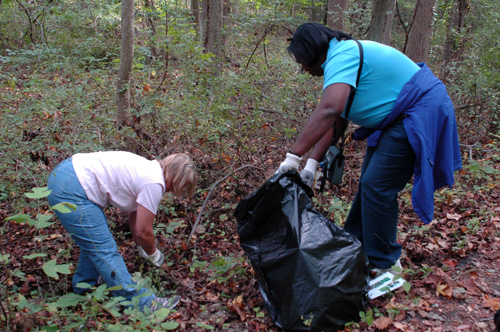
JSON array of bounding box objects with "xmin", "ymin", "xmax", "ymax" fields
[{"xmin": 148, "ymin": 295, "xmax": 181, "ymax": 312}]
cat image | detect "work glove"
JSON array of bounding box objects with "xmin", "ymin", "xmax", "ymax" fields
[
  {"xmin": 138, "ymin": 246, "xmax": 165, "ymax": 268},
  {"xmin": 277, "ymin": 152, "xmax": 302, "ymax": 173},
  {"xmin": 300, "ymin": 158, "xmax": 319, "ymax": 187}
]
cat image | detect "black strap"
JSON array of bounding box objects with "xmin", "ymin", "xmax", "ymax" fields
[
  {"xmin": 337, "ymin": 39, "xmax": 364, "ymax": 149},
  {"xmin": 320, "ymin": 40, "xmax": 363, "ymax": 192}
]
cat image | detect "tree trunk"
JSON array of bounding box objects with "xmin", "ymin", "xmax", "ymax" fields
[
  {"xmin": 117, "ymin": 0, "xmax": 135, "ymax": 127},
  {"xmin": 441, "ymin": 0, "xmax": 469, "ymax": 79},
  {"xmin": 199, "ymin": 0, "xmax": 208, "ymax": 43},
  {"xmin": 367, "ymin": 0, "xmax": 396, "ymax": 45},
  {"xmin": 309, "ymin": 3, "xmax": 324, "ymax": 23},
  {"xmin": 203, "ymin": 0, "xmax": 223, "ymax": 76},
  {"xmin": 144, "ymin": 0, "xmax": 157, "ymax": 64},
  {"xmin": 191, "ymin": 0, "xmax": 200, "ymax": 28},
  {"xmin": 326, "ymin": 0, "xmax": 349, "ymax": 31},
  {"xmin": 404, "ymin": 0, "xmax": 436, "ymax": 63}
]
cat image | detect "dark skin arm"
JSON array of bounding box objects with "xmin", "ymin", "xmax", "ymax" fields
[
  {"xmin": 290, "ymin": 83, "xmax": 351, "ymax": 157},
  {"xmin": 309, "ymin": 117, "xmax": 348, "ymax": 161}
]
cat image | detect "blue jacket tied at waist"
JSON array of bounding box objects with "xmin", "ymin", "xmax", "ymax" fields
[{"xmin": 353, "ymin": 64, "xmax": 462, "ymax": 224}]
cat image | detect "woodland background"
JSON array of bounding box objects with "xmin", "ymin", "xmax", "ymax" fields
[{"xmin": 1, "ymin": 0, "xmax": 500, "ymax": 331}]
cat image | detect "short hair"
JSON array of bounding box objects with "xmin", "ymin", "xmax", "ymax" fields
[
  {"xmin": 159, "ymin": 153, "xmax": 197, "ymax": 198},
  {"xmin": 287, "ymin": 23, "xmax": 353, "ymax": 66}
]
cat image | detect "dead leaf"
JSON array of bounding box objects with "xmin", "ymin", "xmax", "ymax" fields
[
  {"xmin": 227, "ymin": 300, "xmax": 246, "ymax": 321},
  {"xmin": 482, "ymin": 295, "xmax": 500, "ymax": 311},
  {"xmin": 393, "ymin": 322, "xmax": 407, "ymax": 330},
  {"xmin": 205, "ymin": 291, "xmax": 219, "ymax": 301},
  {"xmin": 436, "ymin": 283, "xmax": 452, "ymax": 297},
  {"xmin": 447, "ymin": 213, "xmax": 461, "ymax": 220},
  {"xmin": 234, "ymin": 295, "xmax": 244, "ymax": 305},
  {"xmin": 373, "ymin": 316, "xmax": 392, "ymax": 330},
  {"xmin": 458, "ymin": 278, "xmax": 480, "ymax": 293},
  {"xmin": 443, "ymin": 258, "xmax": 458, "ymax": 268}
]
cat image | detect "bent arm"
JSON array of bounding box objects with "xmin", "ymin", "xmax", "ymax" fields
[
  {"xmin": 129, "ymin": 204, "xmax": 156, "ymax": 255},
  {"xmin": 290, "ymin": 83, "xmax": 351, "ymax": 156}
]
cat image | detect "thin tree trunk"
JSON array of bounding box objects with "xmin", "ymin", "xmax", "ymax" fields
[
  {"xmin": 199, "ymin": 0, "xmax": 208, "ymax": 43},
  {"xmin": 203, "ymin": 0, "xmax": 223, "ymax": 76},
  {"xmin": 117, "ymin": 0, "xmax": 135, "ymax": 127},
  {"xmin": 367, "ymin": 0, "xmax": 395, "ymax": 45},
  {"xmin": 144, "ymin": 0, "xmax": 157, "ymax": 64},
  {"xmin": 326, "ymin": 0, "xmax": 349, "ymax": 31},
  {"xmin": 441, "ymin": 0, "xmax": 469, "ymax": 79},
  {"xmin": 405, "ymin": 0, "xmax": 436, "ymax": 63},
  {"xmin": 191, "ymin": 0, "xmax": 200, "ymax": 28}
]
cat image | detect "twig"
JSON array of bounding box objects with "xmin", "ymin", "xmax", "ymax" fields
[
  {"xmin": 0, "ymin": 291, "xmax": 10, "ymax": 330},
  {"xmin": 186, "ymin": 165, "xmax": 264, "ymax": 245},
  {"xmin": 76, "ymin": 317, "xmax": 91, "ymax": 332},
  {"xmin": 244, "ymin": 25, "xmax": 275, "ymax": 70},
  {"xmin": 460, "ymin": 143, "xmax": 479, "ymax": 160}
]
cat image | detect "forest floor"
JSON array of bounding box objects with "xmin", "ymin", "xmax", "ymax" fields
[{"xmin": 1, "ymin": 140, "xmax": 500, "ymax": 332}]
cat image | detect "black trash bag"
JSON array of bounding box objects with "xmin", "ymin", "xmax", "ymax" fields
[{"xmin": 234, "ymin": 172, "xmax": 368, "ymax": 331}]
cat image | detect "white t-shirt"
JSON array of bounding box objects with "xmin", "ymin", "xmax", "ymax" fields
[{"xmin": 72, "ymin": 151, "xmax": 165, "ymax": 214}]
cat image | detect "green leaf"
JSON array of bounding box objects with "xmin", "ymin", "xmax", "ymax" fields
[
  {"xmin": 23, "ymin": 253, "xmax": 47, "ymax": 259},
  {"xmin": 40, "ymin": 325, "xmax": 59, "ymax": 332},
  {"xmin": 51, "ymin": 202, "xmax": 77, "ymax": 213},
  {"xmin": 42, "ymin": 259, "xmax": 71, "ymax": 279},
  {"xmin": 107, "ymin": 284, "xmax": 124, "ymax": 292},
  {"xmin": 403, "ymin": 281, "xmax": 411, "ymax": 293},
  {"xmin": 34, "ymin": 213, "xmax": 55, "ymax": 229},
  {"xmin": 25, "ymin": 187, "xmax": 52, "ymax": 199},
  {"xmin": 161, "ymin": 321, "xmax": 180, "ymax": 330},
  {"xmin": 94, "ymin": 284, "xmax": 108, "ymax": 300},
  {"xmin": 75, "ymin": 282, "xmax": 92, "ymax": 290},
  {"xmin": 55, "ymin": 294, "xmax": 86, "ymax": 308},
  {"xmin": 6, "ymin": 214, "xmax": 33, "ymax": 224},
  {"xmin": 153, "ymin": 307, "xmax": 171, "ymax": 320},
  {"xmin": 0, "ymin": 253, "xmax": 10, "ymax": 263}
]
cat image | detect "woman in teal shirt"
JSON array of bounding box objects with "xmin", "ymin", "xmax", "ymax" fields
[{"xmin": 278, "ymin": 23, "xmax": 461, "ymax": 278}]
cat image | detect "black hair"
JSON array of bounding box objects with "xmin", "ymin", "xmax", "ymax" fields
[{"xmin": 287, "ymin": 23, "xmax": 353, "ymax": 66}]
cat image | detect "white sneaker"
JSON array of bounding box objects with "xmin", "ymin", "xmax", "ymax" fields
[
  {"xmin": 148, "ymin": 295, "xmax": 181, "ymax": 312},
  {"xmin": 368, "ymin": 259, "xmax": 402, "ymax": 279}
]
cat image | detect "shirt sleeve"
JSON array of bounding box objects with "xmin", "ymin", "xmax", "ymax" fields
[
  {"xmin": 323, "ymin": 41, "xmax": 360, "ymax": 90},
  {"xmin": 136, "ymin": 183, "xmax": 164, "ymax": 215}
]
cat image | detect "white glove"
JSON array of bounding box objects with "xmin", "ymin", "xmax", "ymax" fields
[
  {"xmin": 278, "ymin": 152, "xmax": 302, "ymax": 173},
  {"xmin": 300, "ymin": 158, "xmax": 319, "ymax": 187},
  {"xmin": 138, "ymin": 246, "xmax": 165, "ymax": 267}
]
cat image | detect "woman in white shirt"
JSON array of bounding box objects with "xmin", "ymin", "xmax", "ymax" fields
[{"xmin": 47, "ymin": 151, "xmax": 197, "ymax": 312}]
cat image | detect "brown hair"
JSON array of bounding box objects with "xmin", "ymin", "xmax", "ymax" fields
[{"xmin": 159, "ymin": 153, "xmax": 197, "ymax": 198}]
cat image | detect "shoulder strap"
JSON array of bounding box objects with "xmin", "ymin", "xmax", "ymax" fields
[
  {"xmin": 343, "ymin": 40, "xmax": 364, "ymax": 122},
  {"xmin": 336, "ymin": 40, "xmax": 364, "ymax": 149},
  {"xmin": 320, "ymin": 40, "xmax": 363, "ymax": 192}
]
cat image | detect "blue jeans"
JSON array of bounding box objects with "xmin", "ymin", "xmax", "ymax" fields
[
  {"xmin": 344, "ymin": 121, "xmax": 415, "ymax": 268},
  {"xmin": 47, "ymin": 158, "xmax": 155, "ymax": 308}
]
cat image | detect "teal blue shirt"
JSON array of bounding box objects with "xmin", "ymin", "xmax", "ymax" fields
[{"xmin": 322, "ymin": 39, "xmax": 420, "ymax": 128}]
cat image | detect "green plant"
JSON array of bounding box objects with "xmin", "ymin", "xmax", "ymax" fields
[
  {"xmin": 358, "ymin": 307, "xmax": 382, "ymax": 326},
  {"xmin": 191, "ymin": 254, "xmax": 247, "ymax": 284},
  {"xmin": 312, "ymin": 193, "xmax": 351, "ymax": 226}
]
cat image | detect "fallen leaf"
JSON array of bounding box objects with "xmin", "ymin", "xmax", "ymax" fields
[
  {"xmin": 205, "ymin": 292, "xmax": 219, "ymax": 301},
  {"xmin": 393, "ymin": 322, "xmax": 407, "ymax": 330},
  {"xmin": 227, "ymin": 300, "xmax": 246, "ymax": 321},
  {"xmin": 436, "ymin": 283, "xmax": 452, "ymax": 297},
  {"xmin": 373, "ymin": 316, "xmax": 392, "ymax": 330},
  {"xmin": 443, "ymin": 258, "xmax": 458, "ymax": 268},
  {"xmin": 447, "ymin": 213, "xmax": 461, "ymax": 220},
  {"xmin": 482, "ymin": 295, "xmax": 500, "ymax": 311}
]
